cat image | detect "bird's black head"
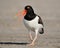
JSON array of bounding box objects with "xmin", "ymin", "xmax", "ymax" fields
[
  {"xmin": 24, "ymin": 5, "xmax": 35, "ymax": 15},
  {"xmin": 24, "ymin": 5, "xmax": 36, "ymax": 20}
]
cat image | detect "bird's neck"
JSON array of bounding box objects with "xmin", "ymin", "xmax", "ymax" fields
[{"xmin": 24, "ymin": 13, "xmax": 36, "ymax": 21}]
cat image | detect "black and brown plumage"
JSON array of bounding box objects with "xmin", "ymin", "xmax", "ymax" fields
[{"xmin": 17, "ymin": 5, "xmax": 44, "ymax": 46}]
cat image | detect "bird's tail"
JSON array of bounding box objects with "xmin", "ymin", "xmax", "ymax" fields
[{"xmin": 39, "ymin": 28, "xmax": 44, "ymax": 34}]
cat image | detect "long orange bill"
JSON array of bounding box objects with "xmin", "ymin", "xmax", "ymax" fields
[{"xmin": 16, "ymin": 10, "xmax": 27, "ymax": 16}]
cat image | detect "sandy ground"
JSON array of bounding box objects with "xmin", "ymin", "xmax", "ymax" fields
[{"xmin": 0, "ymin": 0, "xmax": 60, "ymax": 48}]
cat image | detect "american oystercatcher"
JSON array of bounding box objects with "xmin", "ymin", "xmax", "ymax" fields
[{"xmin": 17, "ymin": 5, "xmax": 44, "ymax": 46}]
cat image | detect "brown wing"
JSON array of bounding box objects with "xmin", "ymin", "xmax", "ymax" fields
[
  {"xmin": 37, "ymin": 16, "xmax": 44, "ymax": 34},
  {"xmin": 38, "ymin": 16, "xmax": 44, "ymax": 25}
]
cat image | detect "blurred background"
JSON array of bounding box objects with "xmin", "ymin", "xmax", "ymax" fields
[{"xmin": 0, "ymin": 0, "xmax": 60, "ymax": 48}]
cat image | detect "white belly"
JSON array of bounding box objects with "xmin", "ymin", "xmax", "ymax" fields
[{"xmin": 23, "ymin": 16, "xmax": 43, "ymax": 31}]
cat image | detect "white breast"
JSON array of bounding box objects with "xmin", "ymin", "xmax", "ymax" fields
[{"xmin": 23, "ymin": 16, "xmax": 43, "ymax": 31}]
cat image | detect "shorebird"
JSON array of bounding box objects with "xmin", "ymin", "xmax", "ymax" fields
[{"xmin": 17, "ymin": 5, "xmax": 44, "ymax": 46}]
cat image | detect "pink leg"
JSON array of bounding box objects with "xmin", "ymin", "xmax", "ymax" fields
[{"xmin": 29, "ymin": 30, "xmax": 38, "ymax": 46}]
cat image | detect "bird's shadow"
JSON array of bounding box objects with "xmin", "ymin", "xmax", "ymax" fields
[{"xmin": 0, "ymin": 42, "xmax": 29, "ymax": 45}]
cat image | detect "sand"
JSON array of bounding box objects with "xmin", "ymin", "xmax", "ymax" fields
[{"xmin": 0, "ymin": 0, "xmax": 60, "ymax": 48}]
